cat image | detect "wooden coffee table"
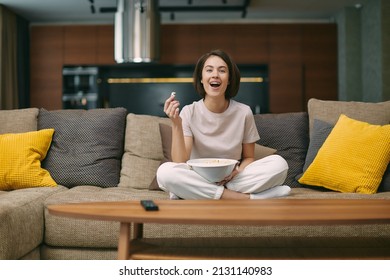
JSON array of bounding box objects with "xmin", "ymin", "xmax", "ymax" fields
[{"xmin": 48, "ymin": 199, "xmax": 390, "ymax": 260}]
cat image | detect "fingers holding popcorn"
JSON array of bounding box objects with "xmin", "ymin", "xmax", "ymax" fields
[{"xmin": 164, "ymin": 92, "xmax": 180, "ymax": 119}]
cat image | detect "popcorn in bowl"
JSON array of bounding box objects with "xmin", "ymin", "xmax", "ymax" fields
[{"xmin": 186, "ymin": 158, "xmax": 238, "ymax": 182}]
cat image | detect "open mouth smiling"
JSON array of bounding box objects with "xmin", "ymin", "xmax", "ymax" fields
[{"xmin": 210, "ymin": 81, "xmax": 221, "ymax": 88}]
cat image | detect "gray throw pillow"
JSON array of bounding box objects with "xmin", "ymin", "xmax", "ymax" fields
[
  {"xmin": 380, "ymin": 165, "xmax": 390, "ymax": 192},
  {"xmin": 38, "ymin": 108, "xmax": 127, "ymax": 188},
  {"xmin": 302, "ymin": 119, "xmax": 334, "ymax": 173},
  {"xmin": 254, "ymin": 112, "xmax": 309, "ymax": 187}
]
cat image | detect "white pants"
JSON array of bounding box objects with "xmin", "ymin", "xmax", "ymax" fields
[{"xmin": 157, "ymin": 155, "xmax": 289, "ymax": 200}]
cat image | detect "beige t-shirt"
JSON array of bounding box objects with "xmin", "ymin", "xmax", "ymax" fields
[{"xmin": 180, "ymin": 99, "xmax": 260, "ymax": 160}]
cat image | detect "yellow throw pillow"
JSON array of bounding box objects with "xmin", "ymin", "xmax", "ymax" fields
[
  {"xmin": 0, "ymin": 129, "xmax": 57, "ymax": 190},
  {"xmin": 298, "ymin": 114, "xmax": 390, "ymax": 194}
]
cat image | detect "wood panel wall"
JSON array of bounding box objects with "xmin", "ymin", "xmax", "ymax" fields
[
  {"xmin": 30, "ymin": 23, "xmax": 337, "ymax": 112},
  {"xmin": 30, "ymin": 26, "xmax": 64, "ymax": 109}
]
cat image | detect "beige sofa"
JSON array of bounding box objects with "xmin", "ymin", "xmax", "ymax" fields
[{"xmin": 0, "ymin": 99, "xmax": 389, "ymax": 260}]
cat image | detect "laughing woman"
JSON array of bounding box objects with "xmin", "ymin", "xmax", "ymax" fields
[{"xmin": 157, "ymin": 49, "xmax": 290, "ymax": 200}]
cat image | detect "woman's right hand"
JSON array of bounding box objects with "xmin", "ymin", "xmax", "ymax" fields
[
  {"xmin": 164, "ymin": 93, "xmax": 181, "ymax": 122},
  {"xmin": 164, "ymin": 93, "xmax": 191, "ymax": 163}
]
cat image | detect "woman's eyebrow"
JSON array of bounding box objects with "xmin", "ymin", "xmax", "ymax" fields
[{"xmin": 204, "ymin": 65, "xmax": 227, "ymax": 69}]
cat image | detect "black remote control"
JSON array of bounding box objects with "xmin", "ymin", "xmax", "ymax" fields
[{"xmin": 140, "ymin": 200, "xmax": 159, "ymax": 211}]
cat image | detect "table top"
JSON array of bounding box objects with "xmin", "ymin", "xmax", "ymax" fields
[{"xmin": 47, "ymin": 199, "xmax": 390, "ymax": 226}]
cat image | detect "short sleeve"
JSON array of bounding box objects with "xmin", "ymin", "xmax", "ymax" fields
[
  {"xmin": 180, "ymin": 105, "xmax": 193, "ymax": 137},
  {"xmin": 243, "ymin": 110, "xmax": 260, "ymax": 143}
]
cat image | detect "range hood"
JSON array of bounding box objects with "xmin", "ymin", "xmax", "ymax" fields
[{"xmin": 115, "ymin": 0, "xmax": 160, "ymax": 63}]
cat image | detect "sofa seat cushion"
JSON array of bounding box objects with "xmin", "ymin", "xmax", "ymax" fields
[
  {"xmin": 287, "ymin": 187, "xmax": 390, "ymax": 200},
  {"xmin": 40, "ymin": 245, "xmax": 118, "ymax": 260},
  {"xmin": 38, "ymin": 108, "xmax": 127, "ymax": 188},
  {"xmin": 0, "ymin": 186, "xmax": 67, "ymax": 259},
  {"xmin": 43, "ymin": 186, "xmax": 169, "ymax": 248}
]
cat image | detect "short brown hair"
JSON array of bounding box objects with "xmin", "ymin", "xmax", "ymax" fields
[{"xmin": 193, "ymin": 49, "xmax": 241, "ymax": 99}]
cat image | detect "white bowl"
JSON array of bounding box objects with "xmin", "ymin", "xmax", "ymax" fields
[{"xmin": 187, "ymin": 158, "xmax": 238, "ymax": 183}]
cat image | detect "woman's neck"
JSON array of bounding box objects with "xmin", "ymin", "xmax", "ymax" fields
[{"xmin": 204, "ymin": 97, "xmax": 230, "ymax": 113}]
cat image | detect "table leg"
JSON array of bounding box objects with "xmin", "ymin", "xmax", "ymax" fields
[
  {"xmin": 133, "ymin": 223, "xmax": 143, "ymax": 239},
  {"xmin": 117, "ymin": 222, "xmax": 131, "ymax": 260}
]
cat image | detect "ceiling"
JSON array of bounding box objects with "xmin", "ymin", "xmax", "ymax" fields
[{"xmin": 0, "ymin": 0, "xmax": 364, "ymax": 24}]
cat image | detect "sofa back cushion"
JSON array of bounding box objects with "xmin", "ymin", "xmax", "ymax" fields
[
  {"xmin": 307, "ymin": 98, "xmax": 390, "ymax": 131},
  {"xmin": 119, "ymin": 113, "xmax": 171, "ymax": 189},
  {"xmin": 0, "ymin": 108, "xmax": 39, "ymax": 133},
  {"xmin": 38, "ymin": 108, "xmax": 127, "ymax": 188}
]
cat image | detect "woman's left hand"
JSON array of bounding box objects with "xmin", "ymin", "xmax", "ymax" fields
[{"xmin": 217, "ymin": 167, "xmax": 239, "ymax": 186}]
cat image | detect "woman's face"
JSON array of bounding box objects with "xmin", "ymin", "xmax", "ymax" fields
[{"xmin": 201, "ymin": 55, "xmax": 229, "ymax": 98}]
